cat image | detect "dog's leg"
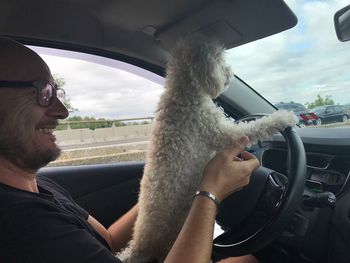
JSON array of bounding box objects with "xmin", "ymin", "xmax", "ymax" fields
[{"xmin": 203, "ymin": 109, "xmax": 297, "ymax": 151}]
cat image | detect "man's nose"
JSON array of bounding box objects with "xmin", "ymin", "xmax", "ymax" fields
[{"xmin": 46, "ymin": 97, "xmax": 69, "ymax": 119}]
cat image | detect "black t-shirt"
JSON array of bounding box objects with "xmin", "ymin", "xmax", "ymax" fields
[{"xmin": 0, "ymin": 175, "xmax": 123, "ymax": 263}]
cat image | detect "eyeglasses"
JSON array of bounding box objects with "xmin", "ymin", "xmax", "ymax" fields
[{"xmin": 0, "ymin": 80, "xmax": 65, "ymax": 107}]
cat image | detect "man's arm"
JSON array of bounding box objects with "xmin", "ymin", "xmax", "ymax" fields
[
  {"xmin": 88, "ymin": 204, "xmax": 138, "ymax": 253},
  {"xmin": 164, "ymin": 197, "xmax": 258, "ymax": 263},
  {"xmin": 165, "ymin": 137, "xmax": 259, "ymax": 263},
  {"xmin": 164, "ymin": 195, "xmax": 217, "ymax": 262}
]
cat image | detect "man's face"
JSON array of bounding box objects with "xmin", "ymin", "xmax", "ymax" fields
[
  {"xmin": 0, "ymin": 39, "xmax": 69, "ymax": 171},
  {"xmin": 0, "ymin": 87, "xmax": 67, "ymax": 170}
]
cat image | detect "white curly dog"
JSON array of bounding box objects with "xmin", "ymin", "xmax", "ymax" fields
[{"xmin": 119, "ymin": 36, "xmax": 297, "ymax": 262}]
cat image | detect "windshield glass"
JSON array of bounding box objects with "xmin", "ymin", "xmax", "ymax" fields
[{"xmin": 226, "ymin": 0, "xmax": 350, "ymax": 128}]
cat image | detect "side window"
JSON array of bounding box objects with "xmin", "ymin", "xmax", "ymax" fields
[
  {"xmin": 334, "ymin": 106, "xmax": 342, "ymax": 113},
  {"xmin": 32, "ymin": 47, "xmax": 164, "ymax": 166},
  {"xmin": 288, "ymin": 105, "xmax": 297, "ymax": 112},
  {"xmin": 326, "ymin": 107, "xmax": 334, "ymax": 113},
  {"xmin": 285, "ymin": 105, "xmax": 294, "ymax": 112},
  {"xmin": 295, "ymin": 105, "xmax": 306, "ymax": 112}
]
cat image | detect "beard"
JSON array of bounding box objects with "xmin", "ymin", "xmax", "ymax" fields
[
  {"xmin": 0, "ymin": 131, "xmax": 61, "ymax": 171},
  {"xmin": 0, "ymin": 110, "xmax": 61, "ymax": 172}
]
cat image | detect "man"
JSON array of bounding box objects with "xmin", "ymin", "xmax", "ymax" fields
[{"xmin": 0, "ymin": 37, "xmax": 259, "ymax": 263}]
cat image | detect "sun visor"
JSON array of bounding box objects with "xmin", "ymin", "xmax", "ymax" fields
[{"xmin": 156, "ymin": 0, "xmax": 297, "ymax": 50}]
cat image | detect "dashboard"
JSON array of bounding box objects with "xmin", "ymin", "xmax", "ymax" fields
[
  {"xmin": 261, "ymin": 149, "xmax": 349, "ymax": 197},
  {"xmin": 248, "ymin": 127, "xmax": 350, "ymax": 263}
]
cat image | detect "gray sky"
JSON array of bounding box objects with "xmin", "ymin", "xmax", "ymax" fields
[
  {"xmin": 37, "ymin": 50, "xmax": 164, "ymax": 119},
  {"xmin": 33, "ymin": 0, "xmax": 350, "ymax": 119},
  {"xmin": 227, "ymin": 0, "xmax": 350, "ymax": 106}
]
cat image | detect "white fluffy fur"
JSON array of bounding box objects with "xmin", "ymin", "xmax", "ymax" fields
[{"xmin": 118, "ymin": 36, "xmax": 297, "ymax": 262}]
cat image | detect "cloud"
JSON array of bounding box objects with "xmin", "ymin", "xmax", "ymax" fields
[
  {"xmin": 38, "ymin": 52, "xmax": 164, "ymax": 119},
  {"xmin": 226, "ymin": 0, "xmax": 350, "ymax": 105}
]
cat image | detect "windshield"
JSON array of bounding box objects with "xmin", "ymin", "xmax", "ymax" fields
[{"xmin": 226, "ymin": 0, "xmax": 350, "ymax": 128}]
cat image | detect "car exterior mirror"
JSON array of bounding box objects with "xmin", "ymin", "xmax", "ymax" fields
[{"xmin": 334, "ymin": 4, "xmax": 350, "ymax": 42}]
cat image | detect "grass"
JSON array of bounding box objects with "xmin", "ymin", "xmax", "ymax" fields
[{"xmin": 48, "ymin": 143, "xmax": 147, "ymax": 166}]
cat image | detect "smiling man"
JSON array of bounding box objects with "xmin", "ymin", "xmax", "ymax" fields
[
  {"xmin": 0, "ymin": 38, "xmax": 129, "ymax": 262},
  {"xmin": 0, "ymin": 37, "xmax": 259, "ymax": 263},
  {"xmin": 0, "ymin": 39, "xmax": 68, "ymax": 187}
]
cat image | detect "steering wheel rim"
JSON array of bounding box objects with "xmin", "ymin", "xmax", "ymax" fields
[{"xmin": 212, "ymin": 115, "xmax": 306, "ymax": 259}]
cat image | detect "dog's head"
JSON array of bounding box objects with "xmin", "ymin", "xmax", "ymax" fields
[{"xmin": 166, "ymin": 35, "xmax": 233, "ymax": 98}]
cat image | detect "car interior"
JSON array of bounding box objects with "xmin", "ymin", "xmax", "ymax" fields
[{"xmin": 1, "ymin": 0, "xmax": 350, "ymax": 263}]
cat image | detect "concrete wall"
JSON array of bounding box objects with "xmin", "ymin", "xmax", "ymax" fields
[{"xmin": 54, "ymin": 123, "xmax": 153, "ymax": 146}]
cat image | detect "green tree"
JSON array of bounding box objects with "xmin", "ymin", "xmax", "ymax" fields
[
  {"xmin": 53, "ymin": 74, "xmax": 78, "ymax": 113},
  {"xmin": 67, "ymin": 116, "xmax": 83, "ymax": 121},
  {"xmin": 305, "ymin": 94, "xmax": 335, "ymax": 109}
]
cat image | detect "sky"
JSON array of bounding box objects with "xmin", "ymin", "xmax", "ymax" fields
[
  {"xmin": 33, "ymin": 0, "xmax": 350, "ymax": 119},
  {"xmin": 35, "ymin": 49, "xmax": 164, "ymax": 119},
  {"xmin": 226, "ymin": 0, "xmax": 350, "ymax": 105}
]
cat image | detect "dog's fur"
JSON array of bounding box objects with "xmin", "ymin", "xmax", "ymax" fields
[{"xmin": 118, "ymin": 36, "xmax": 297, "ymax": 262}]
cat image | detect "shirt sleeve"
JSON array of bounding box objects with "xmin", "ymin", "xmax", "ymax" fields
[{"xmin": 0, "ymin": 201, "xmax": 123, "ymax": 263}]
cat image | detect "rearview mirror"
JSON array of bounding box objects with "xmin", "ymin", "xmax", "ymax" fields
[{"xmin": 334, "ymin": 4, "xmax": 350, "ymax": 42}]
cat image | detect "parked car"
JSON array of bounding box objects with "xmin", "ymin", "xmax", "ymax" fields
[
  {"xmin": 274, "ymin": 102, "xmax": 320, "ymax": 127},
  {"xmin": 1, "ymin": 1, "xmax": 350, "ymax": 263},
  {"xmin": 311, "ymin": 105, "xmax": 349, "ymax": 125}
]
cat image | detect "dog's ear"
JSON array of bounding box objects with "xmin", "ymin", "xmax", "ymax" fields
[{"xmin": 166, "ymin": 35, "xmax": 233, "ymax": 98}]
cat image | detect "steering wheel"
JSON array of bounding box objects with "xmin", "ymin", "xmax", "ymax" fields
[{"xmin": 212, "ymin": 114, "xmax": 306, "ymax": 260}]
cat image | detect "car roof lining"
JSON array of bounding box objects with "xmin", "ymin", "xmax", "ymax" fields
[{"xmin": 0, "ymin": 0, "xmax": 297, "ymax": 72}]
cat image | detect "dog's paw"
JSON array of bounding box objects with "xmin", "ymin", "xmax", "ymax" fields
[
  {"xmin": 235, "ymin": 110, "xmax": 298, "ymax": 145},
  {"xmin": 269, "ymin": 110, "xmax": 298, "ymax": 129}
]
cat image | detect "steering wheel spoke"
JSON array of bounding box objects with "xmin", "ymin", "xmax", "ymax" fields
[{"xmin": 257, "ymin": 171, "xmax": 288, "ymax": 215}]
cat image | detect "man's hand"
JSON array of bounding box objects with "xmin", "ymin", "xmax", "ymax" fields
[{"xmin": 200, "ymin": 136, "xmax": 260, "ymax": 201}]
